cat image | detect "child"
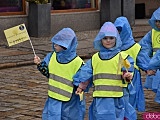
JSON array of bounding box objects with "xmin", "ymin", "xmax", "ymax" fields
[
  {"xmin": 114, "ymin": 16, "xmax": 150, "ymax": 111},
  {"xmin": 34, "ymin": 28, "xmax": 85, "ymax": 120},
  {"xmin": 139, "ymin": 7, "xmax": 160, "ymax": 103},
  {"xmin": 73, "ymin": 22, "xmax": 137, "ymax": 120},
  {"xmin": 147, "ymin": 49, "xmax": 160, "ymax": 104}
]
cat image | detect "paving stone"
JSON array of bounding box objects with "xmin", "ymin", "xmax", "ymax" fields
[
  {"xmin": 0, "ymin": 107, "xmax": 15, "ymax": 112},
  {"xmin": 8, "ymin": 114, "xmax": 25, "ymax": 119}
]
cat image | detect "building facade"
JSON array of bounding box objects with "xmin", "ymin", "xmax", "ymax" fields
[{"xmin": 0, "ymin": 0, "xmax": 159, "ymax": 39}]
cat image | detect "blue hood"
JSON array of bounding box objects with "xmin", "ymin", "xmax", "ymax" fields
[
  {"xmin": 114, "ymin": 16, "xmax": 135, "ymax": 49},
  {"xmin": 51, "ymin": 28, "xmax": 77, "ymax": 63},
  {"xmin": 94, "ymin": 22, "xmax": 122, "ymax": 59},
  {"xmin": 149, "ymin": 7, "xmax": 160, "ymax": 31}
]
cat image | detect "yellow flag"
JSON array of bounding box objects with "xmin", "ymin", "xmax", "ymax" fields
[
  {"xmin": 117, "ymin": 53, "xmax": 123, "ymax": 74},
  {"xmin": 4, "ymin": 24, "xmax": 30, "ymax": 46},
  {"xmin": 117, "ymin": 53, "xmax": 131, "ymax": 74},
  {"xmin": 123, "ymin": 59, "xmax": 131, "ymax": 69},
  {"xmin": 79, "ymin": 91, "xmax": 84, "ymax": 101}
]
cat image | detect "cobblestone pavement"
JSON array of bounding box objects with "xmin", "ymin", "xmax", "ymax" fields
[
  {"xmin": 0, "ymin": 19, "xmax": 160, "ymax": 120},
  {"xmin": 0, "ymin": 65, "xmax": 160, "ymax": 120}
]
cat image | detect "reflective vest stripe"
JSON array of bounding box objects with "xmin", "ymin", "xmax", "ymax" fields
[
  {"xmin": 93, "ymin": 91, "xmax": 123, "ymax": 97},
  {"xmin": 93, "ymin": 73, "xmax": 122, "ymax": 80},
  {"xmin": 94, "ymin": 85, "xmax": 123, "ymax": 92},
  {"xmin": 49, "ymin": 74, "xmax": 73, "ymax": 87},
  {"xmin": 48, "ymin": 85, "xmax": 71, "ymax": 98}
]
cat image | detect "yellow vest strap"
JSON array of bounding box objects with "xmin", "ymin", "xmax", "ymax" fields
[
  {"xmin": 48, "ymin": 85, "xmax": 71, "ymax": 98},
  {"xmin": 94, "ymin": 85, "xmax": 123, "ymax": 92},
  {"xmin": 49, "ymin": 74, "xmax": 73, "ymax": 87},
  {"xmin": 93, "ymin": 73, "xmax": 122, "ymax": 81}
]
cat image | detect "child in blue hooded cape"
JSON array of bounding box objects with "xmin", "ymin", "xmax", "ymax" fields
[
  {"xmin": 34, "ymin": 28, "xmax": 86, "ymax": 120},
  {"xmin": 114, "ymin": 16, "xmax": 150, "ymax": 111},
  {"xmin": 139, "ymin": 7, "xmax": 160, "ymax": 104},
  {"xmin": 147, "ymin": 49, "xmax": 160, "ymax": 104},
  {"xmin": 73, "ymin": 22, "xmax": 137, "ymax": 120}
]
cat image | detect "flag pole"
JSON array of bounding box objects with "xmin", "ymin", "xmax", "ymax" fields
[
  {"xmin": 29, "ymin": 39, "xmax": 36, "ymax": 56},
  {"xmin": 124, "ymin": 66, "xmax": 134, "ymax": 88}
]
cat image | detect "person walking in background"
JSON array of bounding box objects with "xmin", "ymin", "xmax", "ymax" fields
[
  {"xmin": 114, "ymin": 16, "xmax": 150, "ymax": 111},
  {"xmin": 147, "ymin": 49, "xmax": 160, "ymax": 104},
  {"xmin": 34, "ymin": 28, "xmax": 86, "ymax": 120},
  {"xmin": 73, "ymin": 22, "xmax": 137, "ymax": 120},
  {"xmin": 139, "ymin": 7, "xmax": 160, "ymax": 104}
]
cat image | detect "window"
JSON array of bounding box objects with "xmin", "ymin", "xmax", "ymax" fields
[
  {"xmin": 0, "ymin": 0, "xmax": 25, "ymax": 16},
  {"xmin": 0, "ymin": 0, "xmax": 98, "ymax": 16},
  {"xmin": 50, "ymin": 0, "xmax": 98, "ymax": 13}
]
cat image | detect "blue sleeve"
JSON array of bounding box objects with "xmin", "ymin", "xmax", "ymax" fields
[
  {"xmin": 73, "ymin": 59, "xmax": 93, "ymax": 86},
  {"xmin": 43, "ymin": 52, "xmax": 53, "ymax": 65},
  {"xmin": 148, "ymin": 49, "xmax": 160, "ymax": 70},
  {"xmin": 136, "ymin": 48, "xmax": 150, "ymax": 71},
  {"xmin": 37, "ymin": 61, "xmax": 49, "ymax": 78},
  {"xmin": 37, "ymin": 52, "xmax": 53, "ymax": 78},
  {"xmin": 139, "ymin": 31, "xmax": 153, "ymax": 57}
]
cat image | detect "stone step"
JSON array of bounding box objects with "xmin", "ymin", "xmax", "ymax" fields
[
  {"xmin": 132, "ymin": 28, "xmax": 150, "ymax": 42},
  {"xmin": 132, "ymin": 19, "xmax": 151, "ymax": 42},
  {"xmin": 134, "ymin": 38, "xmax": 141, "ymax": 43},
  {"xmin": 132, "ymin": 25, "xmax": 151, "ymax": 33},
  {"xmin": 133, "ymin": 31, "xmax": 148, "ymax": 38}
]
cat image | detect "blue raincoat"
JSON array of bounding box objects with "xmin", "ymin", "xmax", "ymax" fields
[
  {"xmin": 37, "ymin": 28, "xmax": 86, "ymax": 120},
  {"xmin": 148, "ymin": 49, "xmax": 160, "ymax": 103},
  {"xmin": 73, "ymin": 22, "xmax": 137, "ymax": 120},
  {"xmin": 114, "ymin": 16, "xmax": 150, "ymax": 111},
  {"xmin": 139, "ymin": 7, "xmax": 160, "ymax": 104}
]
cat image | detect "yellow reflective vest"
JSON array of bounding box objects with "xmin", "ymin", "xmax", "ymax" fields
[
  {"xmin": 92, "ymin": 52, "xmax": 129, "ymax": 98},
  {"xmin": 122, "ymin": 43, "xmax": 141, "ymax": 70},
  {"xmin": 152, "ymin": 29, "xmax": 160, "ymax": 55},
  {"xmin": 48, "ymin": 52, "xmax": 83, "ymax": 101}
]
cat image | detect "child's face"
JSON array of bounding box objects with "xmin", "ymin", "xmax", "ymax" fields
[
  {"xmin": 155, "ymin": 20, "xmax": 160, "ymax": 29},
  {"xmin": 102, "ymin": 36, "xmax": 116, "ymax": 49},
  {"xmin": 54, "ymin": 44, "xmax": 64, "ymax": 52}
]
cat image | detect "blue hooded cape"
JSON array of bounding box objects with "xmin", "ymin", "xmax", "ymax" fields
[
  {"xmin": 73, "ymin": 22, "xmax": 136, "ymax": 120},
  {"xmin": 39, "ymin": 28, "xmax": 85, "ymax": 120},
  {"xmin": 139, "ymin": 7, "xmax": 160, "ymax": 104},
  {"xmin": 114, "ymin": 16, "xmax": 150, "ymax": 111}
]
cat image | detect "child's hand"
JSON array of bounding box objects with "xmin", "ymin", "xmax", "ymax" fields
[
  {"xmin": 123, "ymin": 72, "xmax": 133, "ymax": 82},
  {"xmin": 147, "ymin": 70, "xmax": 156, "ymax": 76},
  {"xmin": 34, "ymin": 55, "xmax": 41, "ymax": 65},
  {"xmin": 75, "ymin": 87, "xmax": 83, "ymax": 95}
]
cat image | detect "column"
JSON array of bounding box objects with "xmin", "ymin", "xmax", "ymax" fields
[{"xmin": 100, "ymin": 0, "xmax": 121, "ymax": 26}]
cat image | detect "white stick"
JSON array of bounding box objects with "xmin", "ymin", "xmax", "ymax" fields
[
  {"xmin": 130, "ymin": 81, "xmax": 134, "ymax": 88},
  {"xmin": 125, "ymin": 67, "xmax": 134, "ymax": 88},
  {"xmin": 29, "ymin": 39, "xmax": 36, "ymax": 56}
]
